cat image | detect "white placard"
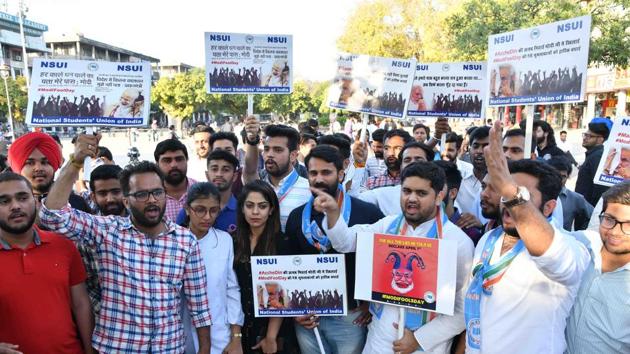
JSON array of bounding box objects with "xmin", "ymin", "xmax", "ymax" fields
[
  {"xmin": 594, "ymin": 117, "xmax": 630, "ymax": 186},
  {"xmin": 27, "ymin": 58, "xmax": 151, "ymax": 127},
  {"xmin": 487, "ymin": 15, "xmax": 591, "ymax": 106},
  {"xmin": 327, "ymin": 53, "xmax": 416, "ymax": 119},
  {"xmin": 407, "ymin": 62, "xmax": 486, "ymax": 118},
  {"xmin": 251, "ymin": 254, "xmax": 347, "ymax": 317},
  {"xmin": 205, "ymin": 32, "xmax": 292, "ymax": 94}
]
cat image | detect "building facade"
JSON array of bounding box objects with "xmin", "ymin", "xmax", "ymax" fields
[{"xmin": 0, "ymin": 10, "xmax": 49, "ymax": 78}]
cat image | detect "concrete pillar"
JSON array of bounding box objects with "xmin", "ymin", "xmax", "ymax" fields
[
  {"xmin": 617, "ymin": 90, "xmax": 627, "ymax": 117},
  {"xmin": 76, "ymin": 42, "xmax": 80, "ymax": 59},
  {"xmin": 563, "ymin": 103, "xmax": 570, "ymax": 129},
  {"xmin": 91, "ymin": 45, "xmax": 95, "ymax": 59},
  {"xmin": 585, "ymin": 93, "xmax": 596, "ymax": 128}
]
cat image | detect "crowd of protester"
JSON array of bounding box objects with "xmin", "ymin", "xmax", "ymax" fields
[{"xmin": 0, "ymin": 112, "xmax": 627, "ymax": 354}]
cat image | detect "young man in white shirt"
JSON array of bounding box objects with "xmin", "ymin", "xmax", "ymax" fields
[
  {"xmin": 463, "ymin": 120, "xmax": 590, "ymax": 354},
  {"xmin": 565, "ymin": 180, "xmax": 630, "ymax": 354},
  {"xmin": 313, "ymin": 161, "xmax": 475, "ymax": 354},
  {"xmin": 242, "ymin": 117, "xmax": 311, "ymax": 231}
]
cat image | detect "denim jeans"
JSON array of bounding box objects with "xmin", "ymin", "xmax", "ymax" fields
[{"xmin": 295, "ymin": 310, "xmax": 367, "ymax": 354}]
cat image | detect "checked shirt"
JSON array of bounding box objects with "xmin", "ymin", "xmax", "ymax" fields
[{"xmin": 39, "ymin": 203, "xmax": 212, "ymax": 353}]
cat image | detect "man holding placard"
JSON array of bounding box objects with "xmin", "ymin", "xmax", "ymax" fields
[
  {"xmin": 313, "ymin": 161, "xmax": 474, "ymax": 354},
  {"xmin": 464, "ymin": 120, "xmax": 590, "ymax": 354},
  {"xmin": 285, "ymin": 145, "xmax": 384, "ymax": 353}
]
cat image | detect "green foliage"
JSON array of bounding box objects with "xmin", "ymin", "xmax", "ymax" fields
[
  {"xmin": 151, "ymin": 68, "xmax": 328, "ymax": 123},
  {"xmin": 0, "ymin": 76, "xmax": 28, "ymax": 122},
  {"xmin": 446, "ymin": 0, "xmax": 630, "ymax": 68},
  {"xmin": 336, "ymin": 0, "xmax": 458, "ymax": 61}
]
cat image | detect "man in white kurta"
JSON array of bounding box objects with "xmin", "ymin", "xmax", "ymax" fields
[
  {"xmin": 464, "ymin": 120, "xmax": 590, "ymax": 354},
  {"xmin": 315, "ymin": 162, "xmax": 474, "ymax": 354}
]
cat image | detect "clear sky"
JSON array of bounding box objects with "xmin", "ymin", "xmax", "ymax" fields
[{"xmin": 16, "ymin": 0, "xmax": 363, "ymax": 82}]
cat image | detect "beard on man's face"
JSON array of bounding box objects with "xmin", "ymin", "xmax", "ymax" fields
[
  {"xmin": 311, "ymin": 181, "xmax": 338, "ymax": 199},
  {"xmin": 385, "ymin": 157, "xmax": 400, "ymax": 171},
  {"xmin": 0, "ymin": 205, "xmax": 37, "ymax": 234},
  {"xmin": 165, "ymin": 169, "xmax": 186, "ymax": 185},
  {"xmin": 128, "ymin": 203, "xmax": 165, "ymax": 228},
  {"xmin": 266, "ymin": 158, "xmax": 291, "ymax": 178},
  {"xmin": 374, "ymin": 151, "xmax": 384, "ymax": 159}
]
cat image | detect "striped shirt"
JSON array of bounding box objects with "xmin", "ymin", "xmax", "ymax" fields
[
  {"xmin": 39, "ymin": 204, "xmax": 212, "ymax": 353},
  {"xmin": 366, "ymin": 170, "xmax": 400, "ymax": 190},
  {"xmin": 566, "ymin": 230, "xmax": 630, "ymax": 354},
  {"xmin": 165, "ymin": 177, "xmax": 197, "ymax": 222},
  {"xmin": 264, "ymin": 171, "xmax": 311, "ymax": 232},
  {"xmin": 365, "ymin": 156, "xmax": 387, "ymax": 177}
]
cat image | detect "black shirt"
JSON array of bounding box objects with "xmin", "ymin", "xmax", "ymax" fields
[
  {"xmin": 284, "ymin": 196, "xmax": 384, "ymax": 310},
  {"xmin": 575, "ymin": 144, "xmax": 609, "ymax": 206},
  {"xmin": 537, "ymin": 144, "xmax": 566, "ymax": 160}
]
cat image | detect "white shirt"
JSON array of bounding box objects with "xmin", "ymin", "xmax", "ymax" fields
[
  {"xmin": 265, "ymin": 171, "xmax": 311, "ymax": 232},
  {"xmin": 587, "ymin": 198, "xmax": 603, "ymax": 231},
  {"xmin": 465, "ymin": 226, "xmax": 590, "ymax": 354},
  {"xmin": 358, "ymin": 185, "xmax": 402, "ymax": 215},
  {"xmin": 187, "ymin": 155, "xmax": 208, "ymax": 182},
  {"xmin": 456, "ymin": 159, "xmax": 474, "ymax": 180},
  {"xmin": 323, "ymin": 214, "xmax": 474, "ymax": 354},
  {"xmin": 366, "ymin": 156, "xmax": 387, "ymax": 177},
  {"xmin": 183, "ymin": 228, "xmax": 244, "ymax": 353},
  {"xmin": 456, "ymin": 173, "xmax": 486, "ymax": 224}
]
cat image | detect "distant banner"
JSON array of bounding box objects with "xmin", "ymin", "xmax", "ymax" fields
[
  {"xmin": 407, "ymin": 62, "xmax": 486, "ymax": 118},
  {"xmin": 205, "ymin": 32, "xmax": 292, "ymax": 94},
  {"xmin": 487, "ymin": 15, "xmax": 591, "ymax": 106},
  {"xmin": 251, "ymin": 255, "xmax": 347, "ymax": 317},
  {"xmin": 355, "ymin": 233, "xmax": 458, "ymax": 315},
  {"xmin": 327, "ymin": 54, "xmax": 416, "ymax": 119},
  {"xmin": 594, "ymin": 117, "xmax": 630, "ymax": 187},
  {"xmin": 27, "ymin": 59, "xmax": 150, "ymax": 127}
]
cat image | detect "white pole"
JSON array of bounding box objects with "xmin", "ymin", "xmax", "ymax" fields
[
  {"xmin": 314, "ymin": 327, "xmax": 326, "ymax": 354},
  {"xmin": 2, "ymin": 77, "xmax": 14, "ymax": 140},
  {"xmin": 360, "ymin": 113, "xmax": 368, "ymax": 142},
  {"xmin": 82, "ymin": 127, "xmax": 95, "ymax": 181},
  {"xmin": 247, "ymin": 94, "xmax": 254, "ymax": 116},
  {"xmin": 17, "ymin": 0, "xmax": 29, "ymax": 89},
  {"xmin": 524, "ymin": 105, "xmax": 534, "ymax": 159},
  {"xmin": 397, "ymin": 307, "xmax": 406, "ymax": 339}
]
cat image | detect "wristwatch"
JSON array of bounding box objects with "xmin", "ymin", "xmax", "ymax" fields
[{"xmin": 500, "ymin": 186, "xmax": 530, "ymax": 208}]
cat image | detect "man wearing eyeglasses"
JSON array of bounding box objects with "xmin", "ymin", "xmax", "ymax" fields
[
  {"xmin": 566, "ymin": 181, "xmax": 630, "ymax": 353},
  {"xmin": 39, "ymin": 134, "xmax": 212, "ymax": 353},
  {"xmin": 575, "ymin": 118, "xmax": 612, "ymax": 206}
]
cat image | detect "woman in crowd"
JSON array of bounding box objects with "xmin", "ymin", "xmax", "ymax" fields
[
  {"xmin": 233, "ymin": 180, "xmax": 298, "ymax": 354},
  {"xmin": 182, "ymin": 182, "xmax": 244, "ymax": 354}
]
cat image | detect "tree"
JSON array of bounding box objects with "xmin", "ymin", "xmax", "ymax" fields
[
  {"xmin": 336, "ymin": 0, "xmax": 459, "ymax": 62},
  {"xmin": 446, "ymin": 0, "xmax": 630, "ymax": 68},
  {"xmin": 151, "ymin": 68, "xmax": 208, "ymax": 128},
  {"xmin": 0, "ymin": 76, "xmax": 28, "ymax": 122}
]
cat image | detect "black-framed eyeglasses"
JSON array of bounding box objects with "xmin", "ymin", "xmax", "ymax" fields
[
  {"xmin": 189, "ymin": 206, "xmax": 221, "ymax": 218},
  {"xmin": 126, "ymin": 188, "xmax": 165, "ymax": 202},
  {"xmin": 582, "ymin": 133, "xmax": 602, "ymax": 139},
  {"xmin": 599, "ymin": 213, "xmax": 630, "ymax": 235}
]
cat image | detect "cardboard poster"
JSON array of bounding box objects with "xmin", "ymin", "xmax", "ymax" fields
[
  {"xmin": 327, "ymin": 53, "xmax": 416, "ymax": 119},
  {"xmin": 407, "ymin": 62, "xmax": 486, "ymax": 118},
  {"xmin": 27, "ymin": 58, "xmax": 150, "ymax": 127},
  {"xmin": 355, "ymin": 232, "xmax": 458, "ymax": 315},
  {"xmin": 204, "ymin": 32, "xmax": 292, "ymax": 94},
  {"xmin": 487, "ymin": 15, "xmax": 591, "ymax": 106},
  {"xmin": 251, "ymin": 255, "xmax": 347, "ymax": 317},
  {"xmin": 594, "ymin": 117, "xmax": 630, "ymax": 186}
]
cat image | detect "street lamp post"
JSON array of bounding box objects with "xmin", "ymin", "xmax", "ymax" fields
[
  {"xmin": 0, "ymin": 64, "xmax": 15, "ymax": 141},
  {"xmin": 17, "ymin": 0, "xmax": 29, "ymax": 89}
]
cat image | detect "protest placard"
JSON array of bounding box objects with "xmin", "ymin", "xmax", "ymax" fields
[
  {"xmin": 594, "ymin": 117, "xmax": 630, "ymax": 187},
  {"xmin": 26, "ymin": 58, "xmax": 150, "ymax": 127},
  {"xmin": 407, "ymin": 62, "xmax": 486, "ymax": 118},
  {"xmin": 487, "ymin": 15, "xmax": 591, "ymax": 106},
  {"xmin": 205, "ymin": 32, "xmax": 292, "ymax": 94},
  {"xmin": 251, "ymin": 255, "xmax": 347, "ymax": 317},
  {"xmin": 327, "ymin": 54, "xmax": 416, "ymax": 119},
  {"xmin": 355, "ymin": 232, "xmax": 458, "ymax": 315}
]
